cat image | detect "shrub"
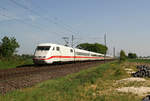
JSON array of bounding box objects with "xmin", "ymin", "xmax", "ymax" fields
[{"xmin": 119, "ymin": 50, "xmax": 127, "ymax": 62}]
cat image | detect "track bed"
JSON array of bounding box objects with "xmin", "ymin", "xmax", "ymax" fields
[{"xmin": 0, "ymin": 60, "xmax": 113, "ymax": 94}]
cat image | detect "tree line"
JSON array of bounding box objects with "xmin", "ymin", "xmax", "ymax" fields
[
  {"xmin": 0, "ymin": 36, "xmax": 34, "ymax": 60},
  {"xmin": 120, "ymin": 50, "xmax": 137, "ymax": 62},
  {"xmin": 76, "ymin": 43, "xmax": 108, "ymax": 54},
  {"xmin": 0, "ymin": 36, "xmax": 137, "ymax": 61}
]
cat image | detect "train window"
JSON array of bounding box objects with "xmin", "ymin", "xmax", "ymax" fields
[
  {"xmin": 70, "ymin": 49, "xmax": 73, "ymax": 52},
  {"xmin": 37, "ymin": 46, "xmax": 50, "ymax": 51},
  {"xmin": 75, "ymin": 52, "xmax": 90, "ymax": 56},
  {"xmin": 52, "ymin": 47, "xmax": 55, "ymax": 51},
  {"xmin": 56, "ymin": 47, "xmax": 60, "ymax": 51},
  {"xmin": 91, "ymin": 54, "xmax": 99, "ymax": 57}
]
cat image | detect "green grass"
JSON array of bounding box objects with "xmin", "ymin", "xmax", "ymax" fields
[
  {"xmin": 0, "ymin": 61, "xmax": 143, "ymax": 101},
  {"xmin": 128, "ymin": 59, "xmax": 150, "ymax": 63},
  {"xmin": 0, "ymin": 58, "xmax": 33, "ymax": 69}
]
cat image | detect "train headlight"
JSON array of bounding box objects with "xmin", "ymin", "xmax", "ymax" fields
[
  {"xmin": 42, "ymin": 56, "xmax": 46, "ymax": 58},
  {"xmin": 34, "ymin": 56, "xmax": 38, "ymax": 58}
]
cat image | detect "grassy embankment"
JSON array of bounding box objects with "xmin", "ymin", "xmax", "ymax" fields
[
  {"xmin": 0, "ymin": 57, "xmax": 33, "ymax": 69},
  {"xmin": 128, "ymin": 59, "xmax": 150, "ymax": 63},
  {"xmin": 1, "ymin": 59, "xmax": 148, "ymax": 101}
]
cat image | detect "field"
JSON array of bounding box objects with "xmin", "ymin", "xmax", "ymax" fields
[
  {"xmin": 128, "ymin": 59, "xmax": 150, "ymax": 63},
  {"xmin": 0, "ymin": 59, "xmax": 149, "ymax": 101},
  {"xmin": 0, "ymin": 57, "xmax": 33, "ymax": 69}
]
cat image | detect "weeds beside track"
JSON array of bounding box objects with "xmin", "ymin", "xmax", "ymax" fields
[{"xmin": 0, "ymin": 60, "xmax": 114, "ymax": 94}]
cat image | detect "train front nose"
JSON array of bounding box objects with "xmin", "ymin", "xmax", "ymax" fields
[
  {"xmin": 33, "ymin": 56, "xmax": 47, "ymax": 64},
  {"xmin": 33, "ymin": 45, "xmax": 51, "ymax": 64}
]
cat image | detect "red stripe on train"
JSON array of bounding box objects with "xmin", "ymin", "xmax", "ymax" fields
[{"xmin": 33, "ymin": 56, "xmax": 104, "ymax": 60}]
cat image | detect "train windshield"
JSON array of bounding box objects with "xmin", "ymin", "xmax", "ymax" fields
[{"xmin": 37, "ymin": 46, "xmax": 51, "ymax": 51}]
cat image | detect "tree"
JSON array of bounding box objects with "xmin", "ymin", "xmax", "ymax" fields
[
  {"xmin": 76, "ymin": 43, "xmax": 108, "ymax": 54},
  {"xmin": 0, "ymin": 36, "xmax": 20, "ymax": 57},
  {"xmin": 120, "ymin": 50, "xmax": 127, "ymax": 62},
  {"xmin": 128, "ymin": 53, "xmax": 137, "ymax": 59}
]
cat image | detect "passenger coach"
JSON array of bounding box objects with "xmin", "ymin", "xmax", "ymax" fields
[{"xmin": 33, "ymin": 43, "xmax": 104, "ymax": 64}]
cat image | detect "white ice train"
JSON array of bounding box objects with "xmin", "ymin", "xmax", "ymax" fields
[{"xmin": 33, "ymin": 43, "xmax": 105, "ymax": 64}]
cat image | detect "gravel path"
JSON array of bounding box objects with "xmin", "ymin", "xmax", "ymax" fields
[{"xmin": 117, "ymin": 87, "xmax": 150, "ymax": 96}]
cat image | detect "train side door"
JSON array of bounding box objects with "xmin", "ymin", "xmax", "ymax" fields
[{"xmin": 56, "ymin": 46, "xmax": 61, "ymax": 62}]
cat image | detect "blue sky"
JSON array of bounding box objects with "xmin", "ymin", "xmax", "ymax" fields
[{"xmin": 0, "ymin": 0, "xmax": 150, "ymax": 56}]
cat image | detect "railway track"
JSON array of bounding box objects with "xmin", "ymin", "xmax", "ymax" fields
[{"xmin": 0, "ymin": 60, "xmax": 113, "ymax": 94}]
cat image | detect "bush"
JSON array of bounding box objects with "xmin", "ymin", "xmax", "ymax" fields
[
  {"xmin": 128, "ymin": 53, "xmax": 137, "ymax": 59},
  {"xmin": 119, "ymin": 50, "xmax": 127, "ymax": 62}
]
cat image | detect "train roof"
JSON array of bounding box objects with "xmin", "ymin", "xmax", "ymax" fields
[{"xmin": 38, "ymin": 43, "xmax": 60, "ymax": 46}]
